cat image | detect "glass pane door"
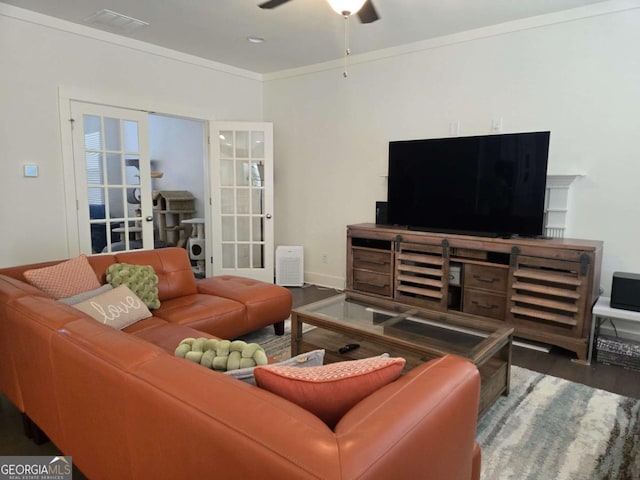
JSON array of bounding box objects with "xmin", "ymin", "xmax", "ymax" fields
[
  {"xmin": 211, "ymin": 122, "xmax": 274, "ymax": 282},
  {"xmin": 71, "ymin": 102, "xmax": 153, "ymax": 254}
]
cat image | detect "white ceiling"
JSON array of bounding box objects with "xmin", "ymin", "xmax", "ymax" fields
[{"xmin": 3, "ymin": 0, "xmax": 608, "ymax": 73}]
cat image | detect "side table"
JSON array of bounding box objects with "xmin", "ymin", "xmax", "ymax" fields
[{"xmin": 589, "ymin": 296, "xmax": 640, "ymax": 364}]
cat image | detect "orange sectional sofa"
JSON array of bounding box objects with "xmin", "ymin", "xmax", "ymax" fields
[{"xmin": 0, "ymin": 248, "xmax": 482, "ymax": 479}]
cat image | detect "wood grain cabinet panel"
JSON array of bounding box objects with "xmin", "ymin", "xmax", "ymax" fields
[
  {"xmin": 346, "ymin": 224, "xmax": 603, "ymax": 362},
  {"xmin": 353, "ymin": 269, "xmax": 392, "ymax": 297},
  {"xmin": 395, "ymin": 242, "xmax": 446, "ymax": 310},
  {"xmin": 463, "ymin": 290, "xmax": 506, "ymax": 320},
  {"xmin": 464, "ymin": 264, "xmax": 508, "ymax": 293},
  {"xmin": 353, "ymin": 248, "xmax": 391, "ymax": 273},
  {"xmin": 351, "ymin": 246, "xmax": 393, "ymax": 297},
  {"xmin": 507, "ymin": 255, "xmax": 588, "ymax": 338}
]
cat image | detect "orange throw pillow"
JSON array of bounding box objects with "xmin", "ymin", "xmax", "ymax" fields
[
  {"xmin": 254, "ymin": 355, "xmax": 405, "ymax": 428},
  {"xmin": 24, "ymin": 255, "xmax": 101, "ymax": 299}
]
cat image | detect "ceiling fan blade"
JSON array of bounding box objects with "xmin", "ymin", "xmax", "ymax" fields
[
  {"xmin": 258, "ymin": 0, "xmax": 293, "ymax": 9},
  {"xmin": 357, "ymin": 0, "xmax": 379, "ymax": 23}
]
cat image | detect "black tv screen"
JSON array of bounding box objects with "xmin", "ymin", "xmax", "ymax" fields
[{"xmin": 387, "ymin": 131, "xmax": 550, "ymax": 237}]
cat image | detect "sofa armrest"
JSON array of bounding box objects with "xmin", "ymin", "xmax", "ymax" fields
[{"xmin": 335, "ymin": 355, "xmax": 481, "ymax": 480}]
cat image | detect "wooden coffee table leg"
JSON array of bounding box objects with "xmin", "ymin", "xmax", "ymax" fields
[{"xmin": 290, "ymin": 313, "xmax": 302, "ymax": 356}]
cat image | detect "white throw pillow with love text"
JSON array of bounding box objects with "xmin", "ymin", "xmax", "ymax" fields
[{"xmin": 72, "ymin": 284, "xmax": 152, "ymax": 329}]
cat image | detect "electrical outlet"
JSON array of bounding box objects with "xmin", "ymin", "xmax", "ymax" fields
[
  {"xmin": 449, "ymin": 120, "xmax": 460, "ymax": 136},
  {"xmin": 491, "ymin": 118, "xmax": 503, "ymax": 133},
  {"xmin": 321, "ymin": 254, "xmax": 328, "ymax": 264}
]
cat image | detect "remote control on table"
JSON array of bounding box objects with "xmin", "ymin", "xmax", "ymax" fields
[{"xmin": 339, "ymin": 343, "xmax": 360, "ymax": 354}]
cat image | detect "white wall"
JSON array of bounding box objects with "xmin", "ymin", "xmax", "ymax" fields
[
  {"xmin": 264, "ymin": 5, "xmax": 640, "ymax": 306},
  {"xmin": 0, "ymin": 5, "xmax": 262, "ymax": 267},
  {"xmin": 149, "ymin": 115, "xmax": 206, "ymax": 218},
  {"xmin": 3, "ymin": 2, "xmax": 639, "ymax": 338}
]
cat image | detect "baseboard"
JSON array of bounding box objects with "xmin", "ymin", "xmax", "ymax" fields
[
  {"xmin": 513, "ymin": 338, "xmax": 551, "ymax": 353},
  {"xmin": 600, "ymin": 321, "xmax": 640, "ymax": 343},
  {"xmin": 303, "ymin": 271, "xmax": 345, "ymax": 291}
]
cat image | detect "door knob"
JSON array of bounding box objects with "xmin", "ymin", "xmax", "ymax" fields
[
  {"xmin": 145, "ymin": 216, "xmax": 153, "ymax": 222},
  {"xmin": 266, "ymin": 213, "xmax": 272, "ymax": 219}
]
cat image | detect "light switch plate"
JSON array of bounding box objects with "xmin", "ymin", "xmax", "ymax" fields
[{"xmin": 23, "ymin": 165, "xmax": 38, "ymax": 177}]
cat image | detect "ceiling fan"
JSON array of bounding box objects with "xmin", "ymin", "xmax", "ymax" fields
[{"xmin": 258, "ymin": 0, "xmax": 380, "ymax": 24}]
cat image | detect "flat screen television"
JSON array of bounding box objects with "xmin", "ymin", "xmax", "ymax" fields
[{"xmin": 387, "ymin": 131, "xmax": 550, "ymax": 237}]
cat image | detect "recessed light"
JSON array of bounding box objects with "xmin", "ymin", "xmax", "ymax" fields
[{"xmin": 247, "ymin": 36, "xmax": 266, "ymax": 44}]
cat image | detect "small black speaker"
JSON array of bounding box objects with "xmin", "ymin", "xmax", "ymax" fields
[
  {"xmin": 611, "ymin": 272, "xmax": 640, "ymax": 312},
  {"xmin": 375, "ymin": 201, "xmax": 388, "ymax": 225}
]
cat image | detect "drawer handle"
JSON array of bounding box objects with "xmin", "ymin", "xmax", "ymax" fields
[
  {"xmin": 471, "ymin": 300, "xmax": 498, "ymax": 310},
  {"xmin": 473, "ymin": 275, "xmax": 497, "ymax": 284}
]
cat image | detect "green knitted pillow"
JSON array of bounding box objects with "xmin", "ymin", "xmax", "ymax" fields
[
  {"xmin": 106, "ymin": 263, "xmax": 160, "ymax": 309},
  {"xmin": 175, "ymin": 338, "xmax": 268, "ymax": 372}
]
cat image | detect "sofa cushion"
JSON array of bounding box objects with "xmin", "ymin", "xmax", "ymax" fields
[
  {"xmin": 0, "ymin": 274, "xmax": 49, "ymax": 301},
  {"xmin": 225, "ymin": 349, "xmax": 325, "ymax": 385},
  {"xmin": 197, "ymin": 276, "xmax": 292, "ymax": 329},
  {"xmin": 106, "ymin": 263, "xmax": 160, "ymax": 309},
  {"xmin": 24, "ymin": 255, "xmax": 101, "ymax": 299},
  {"xmin": 122, "ymin": 317, "xmax": 169, "ymax": 335},
  {"xmin": 131, "ymin": 323, "xmax": 217, "ymax": 353},
  {"xmin": 72, "ymin": 285, "xmax": 152, "ymax": 330},
  {"xmin": 254, "ymin": 355, "xmax": 405, "ymax": 428},
  {"xmin": 152, "ymin": 294, "xmax": 246, "ymax": 338},
  {"xmin": 86, "ymin": 254, "xmax": 117, "ymax": 283},
  {"xmin": 115, "ymin": 248, "xmax": 197, "ymax": 301}
]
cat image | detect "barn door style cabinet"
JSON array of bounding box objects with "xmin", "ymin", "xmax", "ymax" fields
[{"xmin": 346, "ymin": 223, "xmax": 603, "ymax": 363}]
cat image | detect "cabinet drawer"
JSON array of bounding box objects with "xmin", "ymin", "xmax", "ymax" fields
[
  {"xmin": 353, "ymin": 269, "xmax": 391, "ymax": 297},
  {"xmin": 353, "ymin": 247, "xmax": 392, "ymax": 274},
  {"xmin": 464, "ymin": 264, "xmax": 508, "ymax": 293},
  {"xmin": 463, "ymin": 290, "xmax": 506, "ymax": 320}
]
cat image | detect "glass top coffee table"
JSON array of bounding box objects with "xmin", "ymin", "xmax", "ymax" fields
[{"xmin": 291, "ymin": 294, "xmax": 513, "ymax": 416}]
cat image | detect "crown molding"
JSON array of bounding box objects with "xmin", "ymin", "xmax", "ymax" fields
[
  {"xmin": 0, "ymin": 2, "xmax": 262, "ymax": 82},
  {"xmin": 2, "ymin": 0, "xmax": 638, "ymax": 84},
  {"xmin": 263, "ymin": 0, "xmax": 640, "ymax": 82}
]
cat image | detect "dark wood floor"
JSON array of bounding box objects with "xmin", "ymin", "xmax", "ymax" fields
[
  {"xmin": 289, "ymin": 285, "xmax": 640, "ymax": 400},
  {"xmin": 2, "ymin": 283, "xmax": 638, "ymax": 463}
]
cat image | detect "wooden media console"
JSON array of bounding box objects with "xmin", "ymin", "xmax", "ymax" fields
[{"xmin": 346, "ymin": 223, "xmax": 603, "ymax": 363}]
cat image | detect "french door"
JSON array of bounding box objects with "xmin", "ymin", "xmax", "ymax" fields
[
  {"xmin": 70, "ymin": 101, "xmax": 154, "ymax": 254},
  {"xmin": 210, "ymin": 122, "xmax": 274, "ymax": 282}
]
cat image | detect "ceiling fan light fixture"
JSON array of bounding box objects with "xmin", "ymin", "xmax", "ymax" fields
[{"xmin": 327, "ymin": 0, "xmax": 367, "ymax": 16}]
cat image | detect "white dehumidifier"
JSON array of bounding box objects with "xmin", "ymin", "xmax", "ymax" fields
[{"xmin": 275, "ymin": 245, "xmax": 304, "ymax": 287}]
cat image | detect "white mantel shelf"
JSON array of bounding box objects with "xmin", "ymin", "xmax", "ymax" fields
[
  {"xmin": 546, "ymin": 174, "xmax": 584, "ymax": 188},
  {"xmin": 544, "ymin": 174, "xmax": 585, "ymax": 238}
]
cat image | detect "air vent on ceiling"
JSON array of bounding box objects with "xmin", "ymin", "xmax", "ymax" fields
[{"xmin": 84, "ymin": 9, "xmax": 149, "ymax": 34}]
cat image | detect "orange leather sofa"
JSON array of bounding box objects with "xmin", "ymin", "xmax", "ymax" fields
[{"xmin": 0, "ymin": 248, "xmax": 481, "ymax": 479}]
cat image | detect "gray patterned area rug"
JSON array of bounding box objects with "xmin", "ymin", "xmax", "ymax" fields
[
  {"xmin": 477, "ymin": 366, "xmax": 640, "ymax": 480},
  {"xmin": 241, "ymin": 326, "xmax": 640, "ymax": 479},
  {"xmin": 236, "ymin": 319, "xmax": 299, "ymax": 361}
]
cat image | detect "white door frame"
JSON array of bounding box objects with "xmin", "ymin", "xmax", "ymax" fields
[
  {"xmin": 59, "ymin": 86, "xmax": 214, "ymax": 262},
  {"xmin": 70, "ymin": 101, "xmax": 154, "ymax": 253},
  {"xmin": 210, "ymin": 122, "xmax": 275, "ymax": 282}
]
